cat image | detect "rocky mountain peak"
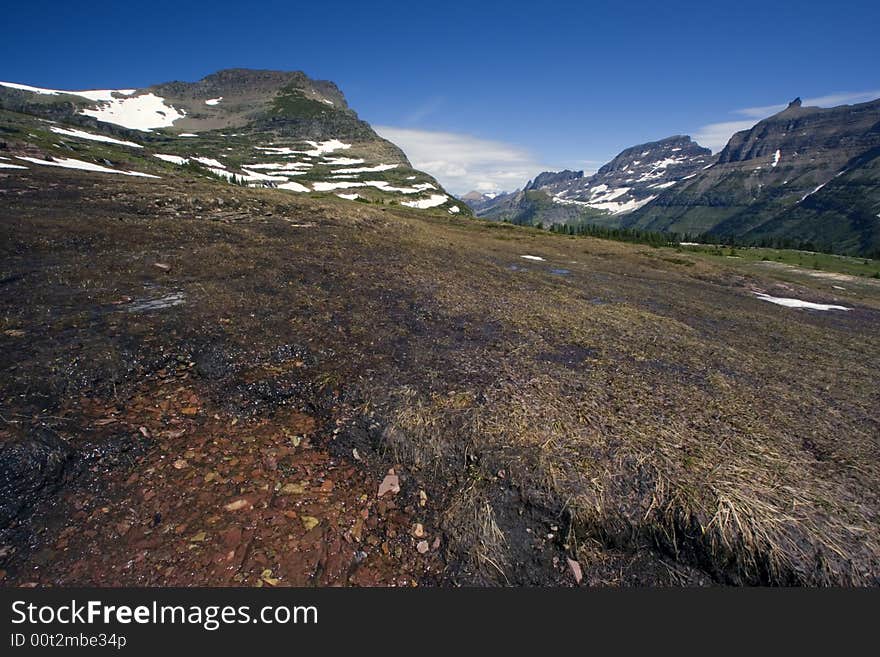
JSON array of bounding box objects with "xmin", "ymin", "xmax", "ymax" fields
[
  {"xmin": 596, "ymin": 135, "xmax": 711, "ymax": 176},
  {"xmin": 524, "ymin": 169, "xmax": 583, "ymax": 190}
]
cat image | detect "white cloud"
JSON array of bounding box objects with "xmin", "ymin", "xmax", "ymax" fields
[
  {"xmin": 694, "ymin": 89, "xmax": 880, "ymax": 153},
  {"xmin": 694, "ymin": 120, "xmax": 761, "ymax": 153},
  {"xmin": 737, "ymin": 90, "xmax": 880, "ymax": 118},
  {"xmin": 374, "ymin": 126, "xmax": 549, "ymax": 194}
]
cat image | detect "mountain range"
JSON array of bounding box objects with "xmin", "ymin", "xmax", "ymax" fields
[
  {"xmin": 2, "ymin": 71, "xmax": 878, "ymax": 256},
  {"xmin": 468, "ymin": 98, "xmax": 880, "ymax": 257},
  {"xmin": 0, "ymin": 69, "xmax": 466, "ymax": 214}
]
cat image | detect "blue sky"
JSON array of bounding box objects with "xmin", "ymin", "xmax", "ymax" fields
[{"xmin": 2, "ymin": 0, "xmax": 878, "ymax": 193}]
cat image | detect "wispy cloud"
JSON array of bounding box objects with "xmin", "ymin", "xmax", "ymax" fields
[
  {"xmin": 736, "ymin": 90, "xmax": 880, "ymax": 118},
  {"xmin": 693, "ymin": 120, "xmax": 761, "ymax": 153},
  {"xmin": 402, "ymin": 96, "xmax": 446, "ymax": 125},
  {"xmin": 695, "ymin": 89, "xmax": 880, "ymax": 153},
  {"xmin": 374, "ymin": 126, "xmax": 550, "ymax": 194}
]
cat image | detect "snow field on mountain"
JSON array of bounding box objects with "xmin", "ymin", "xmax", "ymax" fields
[
  {"xmin": 50, "ymin": 127, "xmax": 143, "ymax": 148},
  {"xmin": 80, "ymin": 93, "xmax": 187, "ymax": 131},
  {"xmin": 0, "ymin": 81, "xmax": 136, "ymax": 101},
  {"xmin": 17, "ymin": 156, "xmax": 159, "ymax": 178}
]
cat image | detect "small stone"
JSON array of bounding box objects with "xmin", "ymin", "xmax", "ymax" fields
[
  {"xmin": 416, "ymin": 540, "xmax": 429, "ymax": 554},
  {"xmin": 301, "ymin": 516, "xmax": 320, "ymax": 531},
  {"xmin": 567, "ymin": 558, "xmax": 583, "ymax": 584},
  {"xmin": 412, "ymin": 523, "xmax": 425, "ymax": 538},
  {"xmin": 172, "ymin": 459, "xmax": 188, "ymax": 469},
  {"xmin": 280, "ymin": 483, "xmax": 305, "ymax": 495},
  {"xmin": 378, "ymin": 469, "xmax": 400, "ymax": 497},
  {"xmin": 224, "ymin": 499, "xmax": 251, "ymax": 512},
  {"xmin": 154, "ymin": 262, "xmax": 171, "ymax": 271}
]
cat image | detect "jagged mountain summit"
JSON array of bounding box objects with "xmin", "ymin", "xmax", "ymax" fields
[
  {"xmin": 626, "ymin": 97, "xmax": 880, "ymax": 255},
  {"xmin": 540, "ymin": 135, "xmax": 714, "ymax": 213},
  {"xmin": 467, "ymin": 96, "xmax": 880, "ymax": 256},
  {"xmin": 0, "ymin": 69, "xmax": 464, "ymax": 213},
  {"xmin": 470, "ymin": 135, "xmax": 713, "ymax": 225}
]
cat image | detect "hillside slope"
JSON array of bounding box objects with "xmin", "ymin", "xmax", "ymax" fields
[
  {"xmin": 1, "ymin": 164, "xmax": 879, "ymax": 586},
  {"xmin": 0, "ymin": 69, "xmax": 466, "ymax": 213},
  {"xmin": 626, "ymin": 98, "xmax": 880, "ymax": 255}
]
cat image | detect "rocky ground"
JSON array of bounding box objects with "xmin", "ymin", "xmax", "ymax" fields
[{"xmin": 1, "ymin": 168, "xmax": 878, "ymax": 586}]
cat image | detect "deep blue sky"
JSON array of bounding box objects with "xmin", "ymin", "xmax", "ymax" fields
[{"xmin": 2, "ymin": 0, "xmax": 878, "ymax": 192}]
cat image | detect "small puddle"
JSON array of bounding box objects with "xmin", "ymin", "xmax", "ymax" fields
[
  {"xmin": 549, "ymin": 268, "xmax": 570, "ymax": 276},
  {"xmin": 125, "ymin": 292, "xmax": 186, "ymax": 313}
]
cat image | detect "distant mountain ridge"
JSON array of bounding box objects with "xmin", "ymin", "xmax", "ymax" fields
[
  {"xmin": 468, "ymin": 135, "xmax": 713, "ymax": 226},
  {"xmin": 465, "ymin": 97, "xmax": 880, "ymax": 256},
  {"xmin": 626, "ymin": 97, "xmax": 880, "ymax": 255}
]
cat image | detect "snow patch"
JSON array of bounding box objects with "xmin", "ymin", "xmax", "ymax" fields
[
  {"xmin": 0, "ymin": 162, "xmax": 28, "ymax": 169},
  {"xmin": 243, "ymin": 162, "xmax": 312, "ymax": 171},
  {"xmin": 277, "ymin": 181, "xmax": 310, "ymax": 192},
  {"xmin": 772, "ymin": 149, "xmax": 781, "ymax": 167},
  {"xmin": 313, "ymin": 181, "xmax": 366, "ymax": 191},
  {"xmin": 17, "ymin": 156, "xmax": 158, "ymax": 178},
  {"xmin": 336, "ymin": 193, "xmax": 360, "ymax": 200},
  {"xmin": 330, "ymin": 163, "xmax": 397, "ymax": 174},
  {"xmin": 192, "ymin": 156, "xmax": 225, "ymax": 168},
  {"xmin": 205, "ymin": 97, "xmax": 223, "ymax": 106},
  {"xmin": 322, "ymin": 156, "xmax": 365, "ymax": 166},
  {"xmin": 257, "ymin": 140, "xmax": 351, "ymax": 157},
  {"xmin": 153, "ymin": 154, "xmax": 188, "ymax": 165},
  {"xmin": 0, "ymin": 81, "xmax": 135, "ymax": 101},
  {"xmin": 50, "ymin": 127, "xmax": 142, "ymax": 148},
  {"xmin": 401, "ymin": 194, "xmax": 448, "ymax": 209},
  {"xmin": 520, "ymin": 255, "xmax": 545, "ymax": 261},
  {"xmin": 649, "ymin": 180, "xmax": 677, "ymax": 190},
  {"xmin": 799, "ymin": 182, "xmax": 828, "ymax": 202},
  {"xmin": 80, "ymin": 93, "xmax": 186, "ymax": 132},
  {"xmin": 754, "ymin": 293, "xmax": 850, "ymax": 311}
]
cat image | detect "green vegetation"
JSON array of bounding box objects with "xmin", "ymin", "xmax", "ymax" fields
[
  {"xmin": 544, "ymin": 217, "xmax": 880, "ymax": 278},
  {"xmin": 549, "ymin": 220, "xmax": 680, "ymax": 247},
  {"xmin": 271, "ymin": 84, "xmax": 333, "ymax": 119},
  {"xmin": 677, "ymin": 243, "xmax": 880, "ymax": 278}
]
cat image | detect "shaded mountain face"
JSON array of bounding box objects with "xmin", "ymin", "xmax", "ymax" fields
[
  {"xmin": 626, "ymin": 98, "xmax": 880, "ymax": 255},
  {"xmin": 524, "ymin": 169, "xmax": 583, "ymax": 190},
  {"xmin": 468, "ymin": 136, "xmax": 712, "ymax": 224},
  {"xmin": 0, "ymin": 69, "xmax": 466, "ymax": 214}
]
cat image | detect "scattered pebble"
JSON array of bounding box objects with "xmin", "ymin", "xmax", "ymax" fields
[{"xmin": 378, "ymin": 469, "xmax": 400, "ymax": 497}]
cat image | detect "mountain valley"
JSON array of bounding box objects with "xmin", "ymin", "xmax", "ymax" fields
[{"xmin": 1, "ymin": 70, "xmax": 879, "ymax": 588}]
